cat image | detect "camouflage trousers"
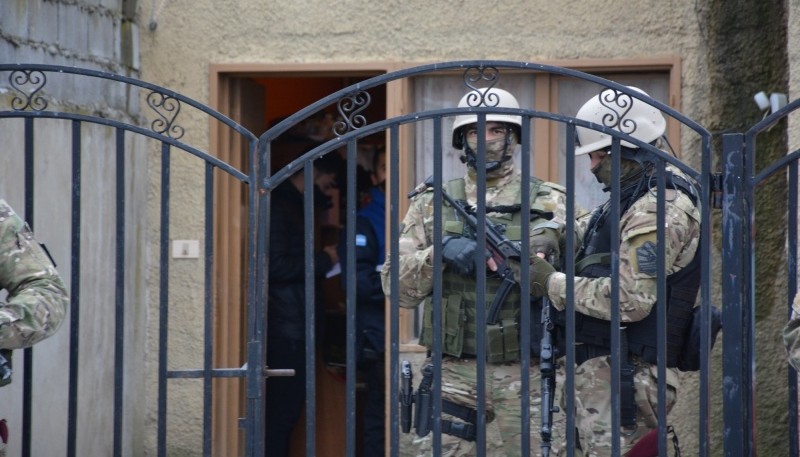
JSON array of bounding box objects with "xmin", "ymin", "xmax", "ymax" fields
[
  {"xmin": 569, "ymin": 356, "xmax": 679, "ymax": 457},
  {"xmin": 402, "ymin": 356, "xmax": 566, "ymax": 457}
]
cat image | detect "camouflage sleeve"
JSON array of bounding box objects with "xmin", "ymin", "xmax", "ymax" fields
[
  {"xmin": 783, "ymin": 293, "xmax": 800, "ymax": 371},
  {"xmin": 547, "ymin": 189, "xmax": 701, "ymax": 322},
  {"xmin": 0, "ymin": 200, "xmax": 69, "ymax": 349},
  {"xmin": 380, "ymin": 193, "xmax": 436, "ymax": 309}
]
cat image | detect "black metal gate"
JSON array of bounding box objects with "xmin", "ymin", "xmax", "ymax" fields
[{"xmin": 0, "ymin": 61, "xmax": 797, "ymax": 457}]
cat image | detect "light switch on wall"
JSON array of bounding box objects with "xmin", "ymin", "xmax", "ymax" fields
[{"xmin": 172, "ymin": 239, "xmax": 200, "ymax": 258}]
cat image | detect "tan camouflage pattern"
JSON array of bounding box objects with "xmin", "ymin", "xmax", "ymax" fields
[
  {"xmin": 545, "ymin": 166, "xmax": 699, "ymax": 456},
  {"xmin": 546, "ymin": 167, "xmax": 702, "ymax": 322},
  {"xmin": 382, "ymin": 166, "xmax": 573, "ymax": 309},
  {"xmin": 401, "ymin": 356, "xmax": 566, "ymax": 457},
  {"xmin": 783, "ymin": 292, "xmax": 800, "ymax": 371},
  {"xmin": 569, "ymin": 356, "xmax": 679, "ymax": 456},
  {"xmin": 0, "ymin": 199, "xmax": 68, "ymax": 350},
  {"xmin": 383, "ymin": 160, "xmax": 574, "ymax": 455}
]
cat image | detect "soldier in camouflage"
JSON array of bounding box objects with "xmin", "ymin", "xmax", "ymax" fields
[
  {"xmin": 529, "ymin": 87, "xmax": 702, "ymax": 456},
  {"xmin": 0, "ymin": 198, "xmax": 69, "ymax": 455},
  {"xmin": 0, "ymin": 199, "xmax": 68, "ymax": 353},
  {"xmin": 783, "ymin": 293, "xmax": 800, "ymax": 371},
  {"xmin": 382, "ymin": 87, "xmax": 574, "ymax": 456}
]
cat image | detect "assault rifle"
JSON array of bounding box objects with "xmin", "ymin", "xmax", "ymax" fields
[
  {"xmin": 539, "ymin": 296, "xmax": 558, "ymax": 457},
  {"xmin": 410, "ymin": 176, "xmax": 559, "ymax": 449},
  {"xmin": 408, "ymin": 176, "xmax": 523, "ymax": 325}
]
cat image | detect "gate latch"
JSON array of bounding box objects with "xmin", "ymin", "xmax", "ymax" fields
[{"xmin": 711, "ymin": 172, "xmax": 723, "ymax": 209}]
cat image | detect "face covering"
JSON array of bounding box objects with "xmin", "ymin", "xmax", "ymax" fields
[
  {"xmin": 591, "ymin": 153, "xmax": 645, "ymax": 190},
  {"xmin": 464, "ymin": 130, "xmax": 517, "ymax": 178}
]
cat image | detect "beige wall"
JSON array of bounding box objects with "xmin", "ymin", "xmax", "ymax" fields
[
  {"xmin": 2, "ymin": 0, "xmax": 798, "ymax": 455},
  {"xmin": 136, "ymin": 1, "xmax": 800, "ymax": 456}
]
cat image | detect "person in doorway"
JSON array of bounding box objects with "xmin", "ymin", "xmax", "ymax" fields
[
  {"xmin": 264, "ymin": 138, "xmax": 341, "ymax": 457},
  {"xmin": 338, "ymin": 146, "xmax": 387, "ymax": 456},
  {"xmin": 529, "ymin": 87, "xmax": 702, "ymax": 456},
  {"xmin": 381, "ymin": 87, "xmax": 572, "ymax": 456},
  {"xmin": 0, "ymin": 198, "xmax": 70, "ymax": 456}
]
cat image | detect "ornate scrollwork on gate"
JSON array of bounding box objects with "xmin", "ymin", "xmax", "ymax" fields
[
  {"xmin": 333, "ymin": 90, "xmax": 371, "ymax": 136},
  {"xmin": 9, "ymin": 70, "xmax": 48, "ymax": 111},
  {"xmin": 598, "ymin": 88, "xmax": 636, "ymax": 134},
  {"xmin": 462, "ymin": 65, "xmax": 500, "ymax": 106},
  {"xmin": 147, "ymin": 91, "xmax": 185, "ymax": 140}
]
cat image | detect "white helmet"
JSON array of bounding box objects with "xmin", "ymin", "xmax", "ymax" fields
[
  {"xmin": 452, "ymin": 87, "xmax": 522, "ymax": 149},
  {"xmin": 574, "ymin": 86, "xmax": 666, "ymax": 156}
]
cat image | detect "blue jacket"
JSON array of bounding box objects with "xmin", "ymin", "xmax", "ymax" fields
[{"xmin": 339, "ymin": 187, "xmax": 386, "ymax": 353}]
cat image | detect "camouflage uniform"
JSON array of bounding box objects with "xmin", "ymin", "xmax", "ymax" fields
[
  {"xmin": 0, "ymin": 199, "xmax": 68, "ymax": 350},
  {"xmin": 0, "ymin": 199, "xmax": 69, "ymax": 456},
  {"xmin": 546, "ymin": 166, "xmax": 700, "ymax": 456},
  {"xmin": 382, "ymin": 165, "xmax": 571, "ymax": 457},
  {"xmin": 783, "ymin": 292, "xmax": 800, "ymax": 371}
]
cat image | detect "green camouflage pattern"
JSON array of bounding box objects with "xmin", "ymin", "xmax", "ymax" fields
[
  {"xmin": 401, "ymin": 356, "xmax": 566, "ymax": 457},
  {"xmin": 0, "ymin": 199, "xmax": 68, "ymax": 350},
  {"xmin": 783, "ymin": 293, "xmax": 800, "ymax": 371},
  {"xmin": 383, "ymin": 162, "xmax": 574, "ymax": 455},
  {"xmin": 546, "ymin": 166, "xmax": 700, "ymax": 456},
  {"xmin": 382, "ymin": 167, "xmax": 573, "ymax": 310}
]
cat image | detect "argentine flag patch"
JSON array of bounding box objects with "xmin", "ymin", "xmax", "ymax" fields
[{"xmin": 355, "ymin": 234, "xmax": 368, "ymax": 246}]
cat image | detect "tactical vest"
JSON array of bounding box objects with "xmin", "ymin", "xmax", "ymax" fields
[
  {"xmin": 419, "ymin": 177, "xmax": 547, "ymax": 363},
  {"xmin": 537, "ymin": 172, "xmax": 702, "ymax": 369}
]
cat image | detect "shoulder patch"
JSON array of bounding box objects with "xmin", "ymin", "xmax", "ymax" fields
[
  {"xmin": 355, "ymin": 234, "xmax": 368, "ymax": 247},
  {"xmin": 636, "ymin": 241, "xmax": 658, "ymax": 276}
]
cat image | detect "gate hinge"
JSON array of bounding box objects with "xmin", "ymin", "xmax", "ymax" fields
[{"xmin": 711, "ymin": 172, "xmax": 723, "ymax": 209}]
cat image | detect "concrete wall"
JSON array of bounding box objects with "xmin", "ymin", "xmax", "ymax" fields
[{"xmin": 0, "ymin": 1, "xmax": 148, "ymax": 456}]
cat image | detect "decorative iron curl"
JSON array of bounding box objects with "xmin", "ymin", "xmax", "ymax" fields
[
  {"xmin": 598, "ymin": 88, "xmax": 636, "ymax": 134},
  {"xmin": 333, "ymin": 90, "xmax": 371, "ymax": 136},
  {"xmin": 462, "ymin": 66, "xmax": 499, "ymax": 106},
  {"xmin": 9, "ymin": 70, "xmax": 48, "ymax": 111},
  {"xmin": 147, "ymin": 91, "xmax": 185, "ymax": 139}
]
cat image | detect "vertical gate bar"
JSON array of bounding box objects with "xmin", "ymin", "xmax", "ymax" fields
[
  {"xmin": 21, "ymin": 117, "xmax": 34, "ymax": 457},
  {"xmin": 388, "ymin": 125, "xmax": 400, "ymax": 457},
  {"xmin": 609, "ymin": 138, "xmax": 621, "ymax": 457},
  {"xmin": 519, "ymin": 114, "xmax": 532, "ymax": 457},
  {"xmin": 655, "ymin": 161, "xmax": 667, "ymax": 457},
  {"xmin": 345, "ymin": 139, "xmax": 357, "ymax": 457},
  {"xmin": 66, "ymin": 119, "xmax": 81, "ymax": 457},
  {"xmin": 788, "ymin": 158, "xmax": 798, "ymax": 456},
  {"xmin": 157, "ymin": 142, "xmax": 171, "ymax": 457},
  {"xmin": 721, "ymin": 133, "xmax": 753, "ymax": 457},
  {"xmin": 303, "ymin": 160, "xmax": 316, "ymax": 457},
  {"xmin": 253, "ymin": 137, "xmax": 270, "ymax": 457},
  {"xmin": 432, "ymin": 117, "xmax": 444, "ymax": 455},
  {"xmin": 475, "ymin": 114, "xmax": 487, "ymax": 455},
  {"xmin": 113, "ymin": 128, "xmax": 126, "ymax": 457},
  {"xmin": 699, "ymin": 132, "xmax": 713, "ymax": 457},
  {"xmin": 203, "ymin": 162, "xmax": 215, "ymax": 457},
  {"xmin": 564, "ymin": 125, "xmax": 576, "ymax": 457}
]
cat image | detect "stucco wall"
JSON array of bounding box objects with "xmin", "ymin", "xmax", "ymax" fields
[{"xmin": 1, "ymin": 0, "xmax": 797, "ymax": 455}]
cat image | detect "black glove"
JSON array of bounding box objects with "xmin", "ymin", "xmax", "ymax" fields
[{"xmin": 441, "ymin": 236, "xmax": 488, "ymax": 276}]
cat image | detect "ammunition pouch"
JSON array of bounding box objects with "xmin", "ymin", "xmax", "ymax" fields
[{"xmin": 486, "ymin": 318, "xmax": 519, "ymax": 363}]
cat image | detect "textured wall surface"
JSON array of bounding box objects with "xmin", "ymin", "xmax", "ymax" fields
[
  {"xmin": 0, "ymin": 1, "xmax": 148, "ymax": 456},
  {"xmin": 1, "ymin": 0, "xmax": 798, "ymax": 455}
]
